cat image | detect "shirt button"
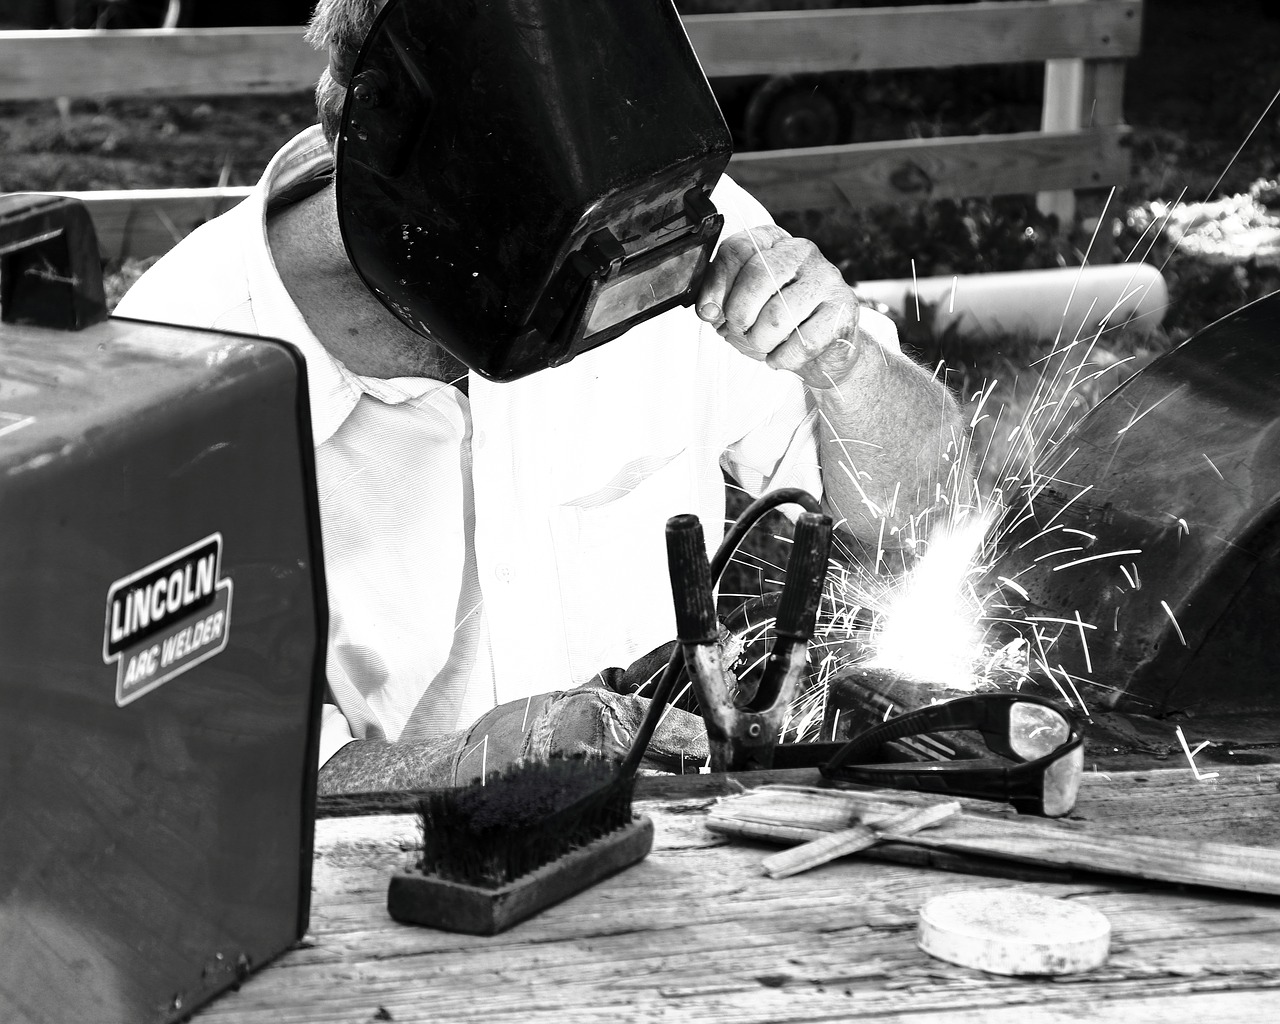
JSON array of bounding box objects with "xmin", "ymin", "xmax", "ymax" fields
[
  {"xmin": 494, "ymin": 563, "xmax": 514, "ymax": 583},
  {"xmin": 474, "ymin": 430, "xmax": 487, "ymax": 450}
]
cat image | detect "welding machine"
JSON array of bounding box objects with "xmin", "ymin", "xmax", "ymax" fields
[{"xmin": 0, "ymin": 194, "xmax": 327, "ymax": 1023}]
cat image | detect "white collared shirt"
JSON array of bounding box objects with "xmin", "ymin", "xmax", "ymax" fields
[{"xmin": 115, "ymin": 126, "xmax": 822, "ymax": 766}]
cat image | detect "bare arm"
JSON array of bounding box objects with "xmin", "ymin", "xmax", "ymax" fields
[{"xmin": 808, "ymin": 307, "xmax": 969, "ymax": 547}]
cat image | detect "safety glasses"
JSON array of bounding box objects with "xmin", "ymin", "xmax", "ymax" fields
[{"xmin": 818, "ymin": 692, "xmax": 1085, "ymax": 817}]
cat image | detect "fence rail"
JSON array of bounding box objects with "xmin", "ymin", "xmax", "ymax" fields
[{"xmin": 0, "ymin": 0, "xmax": 1143, "ymax": 261}]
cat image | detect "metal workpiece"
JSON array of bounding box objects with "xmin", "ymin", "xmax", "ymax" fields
[{"xmin": 989, "ymin": 290, "xmax": 1280, "ymax": 717}]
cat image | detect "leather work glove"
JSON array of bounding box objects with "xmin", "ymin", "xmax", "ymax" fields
[{"xmin": 448, "ymin": 639, "xmax": 717, "ymax": 785}]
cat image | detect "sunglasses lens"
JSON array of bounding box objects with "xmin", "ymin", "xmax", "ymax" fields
[
  {"xmin": 1041, "ymin": 741, "xmax": 1084, "ymax": 816},
  {"xmin": 1008, "ymin": 702, "xmax": 1071, "ymax": 760}
]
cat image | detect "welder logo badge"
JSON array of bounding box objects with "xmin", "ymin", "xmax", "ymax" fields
[{"xmin": 102, "ymin": 533, "xmax": 233, "ymax": 706}]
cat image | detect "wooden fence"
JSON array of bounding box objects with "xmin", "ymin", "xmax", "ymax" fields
[{"xmin": 0, "ymin": 0, "xmax": 1143, "ymax": 261}]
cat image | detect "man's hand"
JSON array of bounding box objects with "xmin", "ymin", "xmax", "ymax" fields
[
  {"xmin": 697, "ymin": 225, "xmax": 866, "ymax": 391},
  {"xmin": 698, "ymin": 224, "xmax": 972, "ymax": 547}
]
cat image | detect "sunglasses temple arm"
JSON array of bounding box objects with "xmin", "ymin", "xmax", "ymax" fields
[{"xmin": 821, "ymin": 695, "xmax": 992, "ymax": 775}]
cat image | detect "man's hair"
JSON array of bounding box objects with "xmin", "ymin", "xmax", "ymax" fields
[{"xmin": 306, "ymin": 0, "xmax": 385, "ymax": 146}]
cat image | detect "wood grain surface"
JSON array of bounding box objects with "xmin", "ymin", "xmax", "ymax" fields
[
  {"xmin": 194, "ymin": 764, "xmax": 1280, "ymax": 1023},
  {"xmin": 0, "ymin": 5, "xmax": 1141, "ymax": 101}
]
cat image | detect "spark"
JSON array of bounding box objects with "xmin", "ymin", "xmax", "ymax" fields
[
  {"xmin": 996, "ymin": 576, "xmax": 1029, "ymax": 600},
  {"xmin": 1160, "ymin": 600, "xmax": 1187, "ymax": 646},
  {"xmin": 1116, "ymin": 388, "xmax": 1181, "ymax": 437},
  {"xmin": 459, "ymin": 733, "xmax": 490, "ymax": 785},
  {"xmin": 911, "ymin": 258, "xmax": 920, "ymax": 320},
  {"xmin": 1203, "ymin": 454, "xmax": 1224, "ymax": 480},
  {"xmin": 1028, "ymin": 615, "xmax": 1096, "ymax": 629},
  {"xmin": 1175, "ymin": 725, "xmax": 1219, "ymax": 782},
  {"xmin": 1051, "ymin": 548, "xmax": 1143, "ymax": 572},
  {"xmin": 1074, "ymin": 611, "xmax": 1093, "ymax": 674},
  {"xmin": 1199, "ymin": 84, "xmax": 1280, "ymax": 203},
  {"xmin": 949, "ymin": 275, "xmax": 958, "ymax": 314},
  {"xmin": 1055, "ymin": 664, "xmax": 1090, "ymax": 716},
  {"xmin": 1034, "ymin": 546, "xmax": 1083, "ymax": 562}
]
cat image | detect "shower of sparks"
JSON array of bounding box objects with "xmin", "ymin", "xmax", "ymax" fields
[
  {"xmin": 864, "ymin": 512, "xmax": 994, "ymax": 687},
  {"xmin": 712, "ymin": 111, "xmax": 1275, "ymax": 740}
]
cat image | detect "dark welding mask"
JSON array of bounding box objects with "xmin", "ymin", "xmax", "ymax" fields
[{"xmin": 335, "ymin": 0, "xmax": 733, "ymax": 382}]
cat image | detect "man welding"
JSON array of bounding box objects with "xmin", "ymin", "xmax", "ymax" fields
[{"xmin": 115, "ymin": 0, "xmax": 969, "ymax": 794}]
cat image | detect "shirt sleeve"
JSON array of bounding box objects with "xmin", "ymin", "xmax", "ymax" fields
[{"xmin": 318, "ymin": 702, "xmax": 358, "ymax": 767}]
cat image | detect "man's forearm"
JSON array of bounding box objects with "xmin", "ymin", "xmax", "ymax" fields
[
  {"xmin": 812, "ymin": 317, "xmax": 970, "ymax": 550},
  {"xmin": 317, "ymin": 733, "xmax": 466, "ymax": 795}
]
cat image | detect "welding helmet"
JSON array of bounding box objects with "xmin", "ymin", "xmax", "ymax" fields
[{"xmin": 335, "ymin": 0, "xmax": 733, "ymax": 382}]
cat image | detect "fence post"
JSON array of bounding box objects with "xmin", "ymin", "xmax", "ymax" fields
[{"xmin": 1037, "ymin": 0, "xmax": 1130, "ymax": 261}]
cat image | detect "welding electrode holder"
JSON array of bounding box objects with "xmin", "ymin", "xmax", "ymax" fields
[{"xmin": 665, "ymin": 507, "xmax": 833, "ymax": 773}]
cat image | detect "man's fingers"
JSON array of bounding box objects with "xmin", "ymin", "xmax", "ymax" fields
[
  {"xmin": 719, "ymin": 239, "xmax": 821, "ymax": 341},
  {"xmin": 697, "ymin": 224, "xmax": 791, "ymax": 324},
  {"xmin": 765, "ymin": 299, "xmax": 863, "ymax": 386}
]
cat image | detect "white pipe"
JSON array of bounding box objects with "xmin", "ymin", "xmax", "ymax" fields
[{"xmin": 854, "ymin": 263, "xmax": 1169, "ymax": 344}]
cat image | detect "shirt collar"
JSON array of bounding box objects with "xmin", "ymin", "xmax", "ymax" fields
[{"xmin": 240, "ymin": 126, "xmax": 461, "ymax": 445}]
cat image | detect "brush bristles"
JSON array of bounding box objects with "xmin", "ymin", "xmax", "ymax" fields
[{"xmin": 415, "ymin": 754, "xmax": 636, "ymax": 888}]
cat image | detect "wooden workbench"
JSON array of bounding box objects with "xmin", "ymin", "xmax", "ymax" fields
[{"xmin": 195, "ymin": 765, "xmax": 1280, "ymax": 1023}]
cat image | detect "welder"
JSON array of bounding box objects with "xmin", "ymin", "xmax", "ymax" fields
[{"xmin": 115, "ymin": 0, "xmax": 969, "ymax": 793}]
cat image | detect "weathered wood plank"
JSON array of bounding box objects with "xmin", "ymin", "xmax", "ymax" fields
[
  {"xmin": 727, "ymin": 126, "xmax": 1131, "ymax": 212},
  {"xmin": 55, "ymin": 186, "xmax": 251, "ymax": 262},
  {"xmin": 191, "ymin": 767, "xmax": 1280, "ymax": 1023},
  {"xmin": 686, "ymin": 0, "xmax": 1144, "ymax": 77},
  {"xmin": 0, "ymin": 27, "xmax": 322, "ymax": 101},
  {"xmin": 0, "ymin": 3, "xmax": 1144, "ymax": 101},
  {"xmin": 58, "ymin": 127, "xmax": 1129, "ymax": 262},
  {"xmin": 708, "ymin": 784, "xmax": 1280, "ymax": 894}
]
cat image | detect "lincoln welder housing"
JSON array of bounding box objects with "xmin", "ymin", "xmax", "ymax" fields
[{"xmin": 0, "ymin": 194, "xmax": 327, "ymax": 1024}]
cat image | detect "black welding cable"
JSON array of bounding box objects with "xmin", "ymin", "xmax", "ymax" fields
[{"xmin": 619, "ymin": 487, "xmax": 823, "ymax": 778}]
